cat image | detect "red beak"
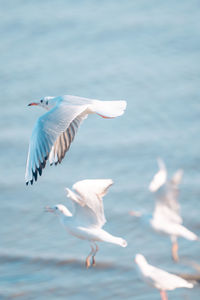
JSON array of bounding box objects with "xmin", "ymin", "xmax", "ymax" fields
[{"xmin": 28, "ymin": 102, "xmax": 39, "ymax": 106}]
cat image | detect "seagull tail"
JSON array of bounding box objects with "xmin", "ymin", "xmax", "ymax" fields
[
  {"xmin": 99, "ymin": 230, "xmax": 127, "ymax": 247},
  {"xmin": 179, "ymin": 225, "xmax": 198, "ymax": 241},
  {"xmin": 117, "ymin": 238, "xmax": 128, "ymax": 248},
  {"xmin": 109, "ymin": 236, "xmax": 128, "ymax": 247},
  {"xmin": 92, "ymin": 100, "xmax": 127, "ymax": 118},
  {"xmin": 184, "ymin": 282, "xmax": 194, "ymax": 289}
]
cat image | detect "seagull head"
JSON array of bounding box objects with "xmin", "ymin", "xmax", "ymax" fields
[
  {"xmin": 135, "ymin": 254, "xmax": 148, "ymax": 266},
  {"xmin": 28, "ymin": 96, "xmax": 56, "ymax": 110},
  {"xmin": 45, "ymin": 204, "xmax": 72, "ymax": 217}
]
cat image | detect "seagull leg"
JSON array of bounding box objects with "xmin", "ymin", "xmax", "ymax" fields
[
  {"xmin": 172, "ymin": 241, "xmax": 179, "ymax": 262},
  {"xmin": 160, "ymin": 290, "xmax": 168, "ymax": 300},
  {"xmin": 92, "ymin": 243, "xmax": 99, "ymax": 267},
  {"xmin": 85, "ymin": 244, "xmax": 95, "ymax": 269}
]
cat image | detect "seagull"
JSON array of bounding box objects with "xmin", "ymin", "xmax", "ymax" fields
[
  {"xmin": 25, "ymin": 95, "xmax": 127, "ymax": 185},
  {"xmin": 130, "ymin": 159, "xmax": 198, "ymax": 262},
  {"xmin": 135, "ymin": 254, "xmax": 194, "ymax": 300},
  {"xmin": 45, "ymin": 179, "xmax": 127, "ymax": 268}
]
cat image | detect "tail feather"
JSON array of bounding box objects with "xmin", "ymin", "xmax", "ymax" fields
[
  {"xmin": 92, "ymin": 100, "xmax": 127, "ymax": 118},
  {"xmin": 109, "ymin": 236, "xmax": 128, "ymax": 247},
  {"xmin": 184, "ymin": 282, "xmax": 194, "ymax": 289},
  {"xmin": 179, "ymin": 225, "xmax": 198, "ymax": 241},
  {"xmin": 99, "ymin": 230, "xmax": 128, "ymax": 247},
  {"xmin": 118, "ymin": 238, "xmax": 128, "ymax": 247}
]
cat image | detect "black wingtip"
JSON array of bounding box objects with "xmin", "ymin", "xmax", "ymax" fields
[
  {"xmin": 38, "ymin": 167, "xmax": 42, "ymax": 176},
  {"xmin": 41, "ymin": 160, "xmax": 46, "ymax": 168},
  {"xmin": 32, "ymin": 170, "xmax": 38, "ymax": 182}
]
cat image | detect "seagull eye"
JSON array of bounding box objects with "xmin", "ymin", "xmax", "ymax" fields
[{"xmin": 40, "ymin": 100, "xmax": 43, "ymax": 103}]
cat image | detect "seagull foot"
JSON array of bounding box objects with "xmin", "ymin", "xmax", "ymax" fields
[
  {"xmin": 92, "ymin": 257, "xmax": 96, "ymax": 267},
  {"xmin": 172, "ymin": 254, "xmax": 179, "ymax": 263},
  {"xmin": 160, "ymin": 290, "xmax": 168, "ymax": 300},
  {"xmin": 172, "ymin": 242, "xmax": 179, "ymax": 262},
  {"xmin": 85, "ymin": 258, "xmax": 91, "ymax": 269}
]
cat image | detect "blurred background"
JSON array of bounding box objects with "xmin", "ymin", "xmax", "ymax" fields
[{"xmin": 0, "ymin": 0, "xmax": 200, "ymax": 299}]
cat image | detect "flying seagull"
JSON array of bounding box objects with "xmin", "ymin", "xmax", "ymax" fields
[
  {"xmin": 135, "ymin": 254, "xmax": 193, "ymax": 300},
  {"xmin": 25, "ymin": 95, "xmax": 127, "ymax": 185},
  {"xmin": 130, "ymin": 159, "xmax": 198, "ymax": 262},
  {"xmin": 46, "ymin": 179, "xmax": 127, "ymax": 268}
]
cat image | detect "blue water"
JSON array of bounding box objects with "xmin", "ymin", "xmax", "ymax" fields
[{"xmin": 1, "ymin": 0, "xmax": 200, "ymax": 299}]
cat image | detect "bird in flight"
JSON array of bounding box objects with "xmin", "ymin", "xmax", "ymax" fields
[
  {"xmin": 149, "ymin": 159, "xmax": 198, "ymax": 262},
  {"xmin": 135, "ymin": 254, "xmax": 193, "ymax": 300},
  {"xmin": 45, "ymin": 179, "xmax": 127, "ymax": 268},
  {"xmin": 130, "ymin": 159, "xmax": 198, "ymax": 262},
  {"xmin": 25, "ymin": 95, "xmax": 127, "ymax": 185}
]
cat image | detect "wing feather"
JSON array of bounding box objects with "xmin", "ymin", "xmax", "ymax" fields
[
  {"xmin": 48, "ymin": 112, "xmax": 87, "ymax": 166},
  {"xmin": 25, "ymin": 102, "xmax": 88, "ymax": 185},
  {"xmin": 66, "ymin": 188, "xmax": 98, "ymax": 227},
  {"xmin": 153, "ymin": 171, "xmax": 183, "ymax": 224},
  {"xmin": 72, "ymin": 179, "xmax": 114, "ymax": 227}
]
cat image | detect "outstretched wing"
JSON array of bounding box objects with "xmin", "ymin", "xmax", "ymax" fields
[
  {"xmin": 170, "ymin": 169, "xmax": 184, "ymax": 186},
  {"xmin": 153, "ymin": 169, "xmax": 183, "ymax": 224},
  {"xmin": 25, "ymin": 101, "xmax": 88, "ymax": 185},
  {"xmin": 48, "ymin": 112, "xmax": 87, "ymax": 165},
  {"xmin": 147, "ymin": 264, "xmax": 192, "ymax": 290},
  {"xmin": 149, "ymin": 158, "xmax": 167, "ymax": 192},
  {"xmin": 67, "ymin": 179, "xmax": 113, "ymax": 228}
]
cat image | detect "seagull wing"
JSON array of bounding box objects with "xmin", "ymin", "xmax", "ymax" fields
[
  {"xmin": 25, "ymin": 101, "xmax": 88, "ymax": 185},
  {"xmin": 66, "ymin": 187, "xmax": 99, "ymax": 227},
  {"xmin": 149, "ymin": 158, "xmax": 167, "ymax": 192},
  {"xmin": 146, "ymin": 264, "xmax": 192, "ymax": 290},
  {"xmin": 153, "ymin": 170, "xmax": 183, "ymax": 224},
  {"xmin": 66, "ymin": 179, "xmax": 113, "ymax": 228},
  {"xmin": 154, "ymin": 196, "xmax": 182, "ymax": 225},
  {"xmin": 48, "ymin": 111, "xmax": 87, "ymax": 165},
  {"xmin": 170, "ymin": 169, "xmax": 184, "ymax": 187}
]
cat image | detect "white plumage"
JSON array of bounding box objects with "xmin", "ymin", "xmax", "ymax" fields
[
  {"xmin": 130, "ymin": 159, "xmax": 198, "ymax": 261},
  {"xmin": 25, "ymin": 95, "xmax": 127, "ymax": 185},
  {"xmin": 149, "ymin": 159, "xmax": 198, "ymax": 261},
  {"xmin": 46, "ymin": 179, "xmax": 127, "ymax": 268},
  {"xmin": 135, "ymin": 254, "xmax": 193, "ymax": 300}
]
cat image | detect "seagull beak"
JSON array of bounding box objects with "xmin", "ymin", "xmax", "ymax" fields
[
  {"xmin": 28, "ymin": 102, "xmax": 39, "ymax": 106},
  {"xmin": 129, "ymin": 210, "xmax": 141, "ymax": 217},
  {"xmin": 44, "ymin": 206, "xmax": 54, "ymax": 213}
]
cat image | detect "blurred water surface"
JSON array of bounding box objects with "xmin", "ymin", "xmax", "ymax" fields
[{"xmin": 1, "ymin": 0, "xmax": 200, "ymax": 299}]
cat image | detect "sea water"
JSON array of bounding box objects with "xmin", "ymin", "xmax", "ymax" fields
[{"xmin": 0, "ymin": 1, "xmax": 200, "ymax": 299}]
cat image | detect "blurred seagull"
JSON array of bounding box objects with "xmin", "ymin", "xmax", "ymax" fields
[
  {"xmin": 130, "ymin": 159, "xmax": 198, "ymax": 262},
  {"xmin": 135, "ymin": 254, "xmax": 193, "ymax": 300},
  {"xmin": 25, "ymin": 95, "xmax": 127, "ymax": 185},
  {"xmin": 46, "ymin": 179, "xmax": 127, "ymax": 268}
]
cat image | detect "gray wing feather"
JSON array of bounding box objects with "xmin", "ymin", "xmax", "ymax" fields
[
  {"xmin": 49, "ymin": 113, "xmax": 87, "ymax": 165},
  {"xmin": 25, "ymin": 103, "xmax": 88, "ymax": 185}
]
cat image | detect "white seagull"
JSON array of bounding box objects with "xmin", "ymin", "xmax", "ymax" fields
[
  {"xmin": 130, "ymin": 159, "xmax": 198, "ymax": 262},
  {"xmin": 135, "ymin": 254, "xmax": 193, "ymax": 300},
  {"xmin": 25, "ymin": 95, "xmax": 127, "ymax": 185},
  {"xmin": 46, "ymin": 179, "xmax": 127, "ymax": 268}
]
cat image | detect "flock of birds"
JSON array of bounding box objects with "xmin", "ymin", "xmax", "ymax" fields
[{"xmin": 25, "ymin": 95, "xmax": 198, "ymax": 299}]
